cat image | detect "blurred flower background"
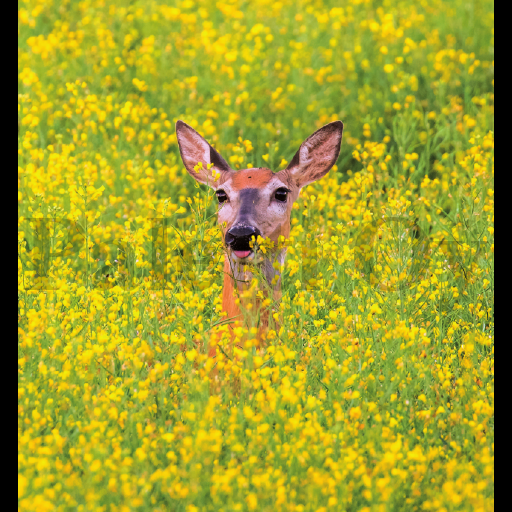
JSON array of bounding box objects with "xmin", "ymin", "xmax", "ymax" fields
[{"xmin": 18, "ymin": 1, "xmax": 494, "ymax": 511}]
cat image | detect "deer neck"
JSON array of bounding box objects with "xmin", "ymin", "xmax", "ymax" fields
[{"xmin": 222, "ymin": 250, "xmax": 286, "ymax": 327}]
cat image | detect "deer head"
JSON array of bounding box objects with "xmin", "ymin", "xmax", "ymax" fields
[{"xmin": 176, "ymin": 120, "xmax": 343, "ymax": 298}]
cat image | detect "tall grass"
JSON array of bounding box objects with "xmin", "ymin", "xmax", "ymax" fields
[{"xmin": 19, "ymin": 0, "xmax": 493, "ymax": 510}]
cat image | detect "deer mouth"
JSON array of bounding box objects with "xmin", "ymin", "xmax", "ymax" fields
[
  {"xmin": 225, "ymin": 224, "xmax": 260, "ymax": 262},
  {"xmin": 233, "ymin": 250, "xmax": 252, "ymax": 259},
  {"xmin": 229, "ymin": 240, "xmax": 255, "ymax": 261}
]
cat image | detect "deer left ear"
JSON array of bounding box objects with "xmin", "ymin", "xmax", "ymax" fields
[
  {"xmin": 176, "ymin": 120, "xmax": 232, "ymax": 188},
  {"xmin": 283, "ymin": 121, "xmax": 343, "ymax": 190}
]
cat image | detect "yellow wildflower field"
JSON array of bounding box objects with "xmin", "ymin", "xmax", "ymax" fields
[{"xmin": 18, "ymin": 0, "xmax": 494, "ymax": 511}]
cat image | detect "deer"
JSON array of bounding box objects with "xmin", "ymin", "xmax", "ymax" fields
[{"xmin": 176, "ymin": 120, "xmax": 343, "ymax": 356}]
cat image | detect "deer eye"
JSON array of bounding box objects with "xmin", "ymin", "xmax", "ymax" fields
[
  {"xmin": 274, "ymin": 187, "xmax": 289, "ymax": 202},
  {"xmin": 216, "ymin": 189, "xmax": 228, "ymax": 203}
]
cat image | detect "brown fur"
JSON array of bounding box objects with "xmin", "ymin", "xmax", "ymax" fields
[{"xmin": 223, "ymin": 168, "xmax": 275, "ymax": 190}]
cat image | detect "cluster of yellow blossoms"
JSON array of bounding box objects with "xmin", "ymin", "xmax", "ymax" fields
[{"xmin": 19, "ymin": 0, "xmax": 493, "ymax": 510}]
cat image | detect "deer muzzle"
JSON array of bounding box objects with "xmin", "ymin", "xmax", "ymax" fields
[{"xmin": 225, "ymin": 224, "xmax": 261, "ymax": 260}]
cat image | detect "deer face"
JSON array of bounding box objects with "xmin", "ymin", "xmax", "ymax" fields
[
  {"xmin": 176, "ymin": 120, "xmax": 343, "ymax": 265},
  {"xmin": 213, "ymin": 167, "xmax": 295, "ymax": 262}
]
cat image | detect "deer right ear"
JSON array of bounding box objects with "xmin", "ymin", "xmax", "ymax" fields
[
  {"xmin": 283, "ymin": 121, "xmax": 343, "ymax": 190},
  {"xmin": 176, "ymin": 120, "xmax": 232, "ymax": 187}
]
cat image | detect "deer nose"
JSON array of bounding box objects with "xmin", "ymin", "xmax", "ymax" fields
[{"xmin": 225, "ymin": 225, "xmax": 261, "ymax": 250}]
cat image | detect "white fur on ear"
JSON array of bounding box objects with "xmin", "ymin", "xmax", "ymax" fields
[{"xmin": 176, "ymin": 120, "xmax": 232, "ymax": 187}]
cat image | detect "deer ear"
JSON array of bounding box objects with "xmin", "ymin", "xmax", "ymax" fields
[
  {"xmin": 176, "ymin": 120, "xmax": 232, "ymax": 187},
  {"xmin": 284, "ymin": 121, "xmax": 343, "ymax": 190}
]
